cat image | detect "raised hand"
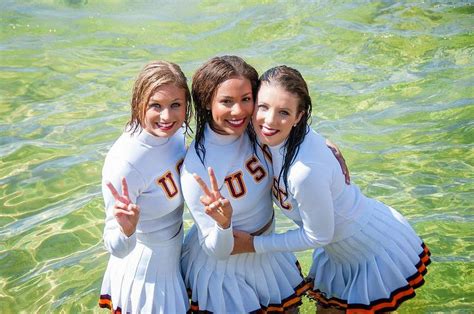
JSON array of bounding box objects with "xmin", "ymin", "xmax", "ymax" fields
[
  {"xmin": 193, "ymin": 167, "xmax": 232, "ymax": 229},
  {"xmin": 326, "ymin": 139, "xmax": 350, "ymax": 185},
  {"xmin": 106, "ymin": 177, "xmax": 140, "ymax": 237}
]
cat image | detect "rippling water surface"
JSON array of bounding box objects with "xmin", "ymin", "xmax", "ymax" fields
[{"xmin": 1, "ymin": 1, "xmax": 473, "ymax": 312}]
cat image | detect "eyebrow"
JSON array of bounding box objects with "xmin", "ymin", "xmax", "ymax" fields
[
  {"xmin": 218, "ymin": 92, "xmax": 252, "ymax": 98},
  {"xmin": 257, "ymin": 101, "xmax": 294, "ymax": 112},
  {"xmin": 148, "ymin": 97, "xmax": 184, "ymax": 103}
]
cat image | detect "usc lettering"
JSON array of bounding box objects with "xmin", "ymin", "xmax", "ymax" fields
[
  {"xmin": 224, "ymin": 171, "xmax": 246, "ymax": 199},
  {"xmin": 222, "ymin": 155, "xmax": 267, "ymax": 198},
  {"xmin": 272, "ymin": 177, "xmax": 292, "ymax": 210},
  {"xmin": 157, "ymin": 171, "xmax": 179, "ymax": 199},
  {"xmin": 245, "ymin": 156, "xmax": 267, "ymax": 183},
  {"xmin": 262, "ymin": 144, "xmax": 272, "ymax": 164}
]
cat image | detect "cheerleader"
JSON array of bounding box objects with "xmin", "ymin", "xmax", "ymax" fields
[
  {"xmin": 180, "ymin": 56, "xmax": 309, "ymax": 313},
  {"xmin": 98, "ymin": 61, "xmax": 191, "ymax": 313},
  {"xmin": 234, "ymin": 65, "xmax": 431, "ymax": 313}
]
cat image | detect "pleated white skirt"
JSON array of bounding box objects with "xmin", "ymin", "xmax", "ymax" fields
[
  {"xmin": 99, "ymin": 228, "xmax": 189, "ymax": 314},
  {"xmin": 307, "ymin": 199, "xmax": 431, "ymax": 313},
  {"xmin": 181, "ymin": 225, "xmax": 308, "ymax": 313}
]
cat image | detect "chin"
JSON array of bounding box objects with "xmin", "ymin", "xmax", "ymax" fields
[
  {"xmin": 226, "ymin": 127, "xmax": 246, "ymax": 136},
  {"xmin": 235, "ymin": 129, "xmax": 247, "ymax": 136},
  {"xmin": 256, "ymin": 135, "xmax": 271, "ymax": 145},
  {"xmin": 263, "ymin": 137, "xmax": 283, "ymax": 147},
  {"xmin": 154, "ymin": 129, "xmax": 176, "ymax": 138}
]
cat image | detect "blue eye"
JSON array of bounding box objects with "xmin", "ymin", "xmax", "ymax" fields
[
  {"xmin": 149, "ymin": 103, "xmax": 161, "ymax": 110},
  {"xmin": 171, "ymin": 102, "xmax": 181, "ymax": 108}
]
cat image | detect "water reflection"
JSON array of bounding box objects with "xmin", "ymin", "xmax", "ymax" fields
[{"xmin": 1, "ymin": 0, "xmax": 472, "ymax": 312}]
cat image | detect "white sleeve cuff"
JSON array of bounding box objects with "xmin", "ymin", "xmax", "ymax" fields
[
  {"xmin": 253, "ymin": 235, "xmax": 268, "ymax": 254},
  {"xmin": 215, "ymin": 222, "xmax": 232, "ymax": 232},
  {"xmin": 106, "ymin": 229, "xmax": 137, "ymax": 258},
  {"xmin": 119, "ymin": 229, "xmax": 137, "ymax": 242},
  {"xmin": 202, "ymin": 222, "xmax": 234, "ymax": 259}
]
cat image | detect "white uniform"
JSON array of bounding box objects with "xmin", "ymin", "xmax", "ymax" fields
[
  {"xmin": 254, "ymin": 128, "xmax": 431, "ymax": 312},
  {"xmin": 99, "ymin": 128, "xmax": 189, "ymax": 314},
  {"xmin": 180, "ymin": 125, "xmax": 307, "ymax": 313}
]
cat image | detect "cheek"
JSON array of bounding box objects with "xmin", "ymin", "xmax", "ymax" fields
[
  {"xmin": 251, "ymin": 111, "xmax": 258, "ymax": 122},
  {"xmin": 211, "ymin": 106, "xmax": 226, "ymax": 121},
  {"xmin": 177, "ymin": 107, "xmax": 187, "ymax": 121},
  {"xmin": 246, "ymin": 103, "xmax": 255, "ymax": 115},
  {"xmin": 254, "ymin": 110, "xmax": 265, "ymax": 122},
  {"xmin": 283, "ymin": 121, "xmax": 294, "ymax": 133},
  {"xmin": 144, "ymin": 110, "xmax": 155, "ymax": 120},
  {"xmin": 211, "ymin": 110, "xmax": 221, "ymax": 123}
]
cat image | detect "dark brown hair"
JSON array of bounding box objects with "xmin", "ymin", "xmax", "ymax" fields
[
  {"xmin": 257, "ymin": 65, "xmax": 312, "ymax": 192},
  {"xmin": 192, "ymin": 55, "xmax": 258, "ymax": 163},
  {"xmin": 126, "ymin": 60, "xmax": 192, "ymax": 135}
]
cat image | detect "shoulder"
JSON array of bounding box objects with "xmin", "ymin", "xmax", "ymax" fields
[
  {"xmin": 182, "ymin": 141, "xmax": 205, "ymax": 176},
  {"xmin": 289, "ymin": 159, "xmax": 329, "ymax": 185},
  {"xmin": 183, "ymin": 140, "xmax": 200, "ymax": 164},
  {"xmin": 288, "ymin": 130, "xmax": 334, "ymax": 187},
  {"xmin": 297, "ymin": 129, "xmax": 341, "ymax": 168},
  {"xmin": 169, "ymin": 129, "xmax": 187, "ymax": 152},
  {"xmin": 104, "ymin": 133, "xmax": 134, "ymax": 169},
  {"xmin": 105, "ymin": 132, "xmax": 144, "ymax": 164},
  {"xmin": 102, "ymin": 153, "xmax": 143, "ymax": 188},
  {"xmin": 298, "ymin": 129, "xmax": 328, "ymax": 158}
]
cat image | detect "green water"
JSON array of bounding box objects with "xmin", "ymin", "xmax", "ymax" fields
[{"xmin": 1, "ymin": 0, "xmax": 473, "ymax": 312}]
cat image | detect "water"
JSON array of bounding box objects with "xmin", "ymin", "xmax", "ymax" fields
[{"xmin": 1, "ymin": 0, "xmax": 473, "ymax": 312}]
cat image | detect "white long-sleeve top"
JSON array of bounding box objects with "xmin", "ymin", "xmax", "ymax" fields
[
  {"xmin": 102, "ymin": 128, "xmax": 186, "ymax": 258},
  {"xmin": 181, "ymin": 125, "xmax": 274, "ymax": 259},
  {"xmin": 254, "ymin": 128, "xmax": 370, "ymax": 254}
]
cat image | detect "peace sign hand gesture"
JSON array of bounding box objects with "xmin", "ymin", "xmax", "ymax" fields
[
  {"xmin": 106, "ymin": 177, "xmax": 140, "ymax": 237},
  {"xmin": 193, "ymin": 167, "xmax": 233, "ymax": 229}
]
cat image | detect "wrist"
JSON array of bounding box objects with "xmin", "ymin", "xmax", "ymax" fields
[
  {"xmin": 249, "ymin": 235, "xmax": 256, "ymax": 252},
  {"xmin": 121, "ymin": 227, "xmax": 136, "ymax": 237},
  {"xmin": 216, "ymin": 220, "xmax": 232, "ymax": 230},
  {"xmin": 219, "ymin": 221, "xmax": 231, "ymax": 230}
]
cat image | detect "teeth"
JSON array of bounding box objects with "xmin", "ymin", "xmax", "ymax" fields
[
  {"xmin": 227, "ymin": 119, "xmax": 244, "ymax": 126},
  {"xmin": 158, "ymin": 122, "xmax": 174, "ymax": 128}
]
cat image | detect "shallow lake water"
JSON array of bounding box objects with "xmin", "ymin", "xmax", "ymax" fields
[{"xmin": 1, "ymin": 1, "xmax": 473, "ymax": 312}]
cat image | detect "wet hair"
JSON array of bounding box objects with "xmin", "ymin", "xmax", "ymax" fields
[
  {"xmin": 258, "ymin": 65, "xmax": 312, "ymax": 193},
  {"xmin": 126, "ymin": 60, "xmax": 192, "ymax": 135},
  {"xmin": 192, "ymin": 55, "xmax": 259, "ymax": 163}
]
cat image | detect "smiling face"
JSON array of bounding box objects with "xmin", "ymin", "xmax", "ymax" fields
[
  {"xmin": 253, "ymin": 83, "xmax": 303, "ymax": 146},
  {"xmin": 143, "ymin": 84, "xmax": 187, "ymax": 138},
  {"xmin": 209, "ymin": 77, "xmax": 254, "ymax": 136}
]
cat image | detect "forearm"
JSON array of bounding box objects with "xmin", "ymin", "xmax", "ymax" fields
[
  {"xmin": 103, "ymin": 225, "xmax": 137, "ymax": 257},
  {"xmin": 253, "ymin": 227, "xmax": 328, "ymax": 254},
  {"xmin": 201, "ymin": 222, "xmax": 234, "ymax": 259}
]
